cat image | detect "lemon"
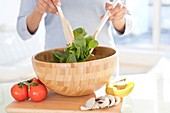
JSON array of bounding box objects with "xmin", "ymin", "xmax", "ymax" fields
[{"xmin": 106, "ymin": 81, "xmax": 134, "ymax": 98}]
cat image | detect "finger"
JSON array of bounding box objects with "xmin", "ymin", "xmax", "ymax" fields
[
  {"xmin": 109, "ymin": 3, "xmax": 125, "ymax": 16},
  {"xmin": 38, "ymin": 0, "xmax": 48, "ymax": 11},
  {"xmin": 113, "ymin": 3, "xmax": 123, "ymax": 13},
  {"xmin": 109, "ymin": 11, "xmax": 125, "ymax": 21},
  {"xmin": 43, "ymin": 0, "xmax": 57, "ymax": 11},
  {"xmin": 41, "ymin": 0, "xmax": 58, "ymax": 14},
  {"xmin": 106, "ymin": 2, "xmax": 113, "ymax": 10},
  {"xmin": 106, "ymin": 2, "xmax": 123, "ymax": 11},
  {"xmin": 51, "ymin": 0, "xmax": 61, "ymax": 14},
  {"xmin": 100, "ymin": 15, "xmax": 104, "ymax": 19},
  {"xmin": 46, "ymin": 7, "xmax": 54, "ymax": 13},
  {"xmin": 110, "ymin": 5, "xmax": 126, "ymax": 17},
  {"xmin": 36, "ymin": 4, "xmax": 46, "ymax": 14},
  {"xmin": 36, "ymin": 0, "xmax": 49, "ymax": 14},
  {"xmin": 52, "ymin": 0, "xmax": 61, "ymax": 6},
  {"xmin": 114, "ymin": 7, "xmax": 126, "ymax": 17}
]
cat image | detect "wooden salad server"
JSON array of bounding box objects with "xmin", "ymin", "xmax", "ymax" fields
[
  {"xmin": 90, "ymin": 0, "xmax": 120, "ymax": 54},
  {"xmin": 56, "ymin": 6, "xmax": 74, "ymax": 44},
  {"xmin": 93, "ymin": 0, "xmax": 120, "ymax": 40}
]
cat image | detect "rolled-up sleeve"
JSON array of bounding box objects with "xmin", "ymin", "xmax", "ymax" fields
[
  {"xmin": 17, "ymin": 0, "xmax": 36, "ymax": 40},
  {"xmin": 17, "ymin": 16, "xmax": 33, "ymax": 40},
  {"xmin": 122, "ymin": 14, "xmax": 133, "ymax": 36}
]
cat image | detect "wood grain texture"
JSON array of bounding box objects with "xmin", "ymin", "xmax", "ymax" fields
[
  {"xmin": 6, "ymin": 91, "xmax": 122, "ymax": 113},
  {"xmin": 32, "ymin": 46, "xmax": 118, "ymax": 96}
]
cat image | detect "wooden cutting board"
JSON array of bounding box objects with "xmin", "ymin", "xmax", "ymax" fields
[{"xmin": 6, "ymin": 91, "xmax": 122, "ymax": 113}]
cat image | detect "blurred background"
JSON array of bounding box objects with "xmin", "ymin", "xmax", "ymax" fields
[
  {"xmin": 0, "ymin": 0, "xmax": 170, "ymax": 112},
  {"xmin": 115, "ymin": 0, "xmax": 170, "ymax": 75},
  {"xmin": 0, "ymin": 0, "xmax": 45, "ymax": 83}
]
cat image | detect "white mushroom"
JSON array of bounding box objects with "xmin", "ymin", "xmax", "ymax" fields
[
  {"xmin": 114, "ymin": 96, "xmax": 121, "ymax": 105},
  {"xmin": 97, "ymin": 96, "xmax": 110, "ymax": 108},
  {"xmin": 80, "ymin": 95, "xmax": 121, "ymax": 111},
  {"xmin": 105, "ymin": 95, "xmax": 115, "ymax": 107},
  {"xmin": 95, "ymin": 96, "xmax": 106, "ymax": 101},
  {"xmin": 92, "ymin": 102, "xmax": 100, "ymax": 109},
  {"xmin": 80, "ymin": 106, "xmax": 91, "ymax": 110},
  {"xmin": 85, "ymin": 97, "xmax": 96, "ymax": 109}
]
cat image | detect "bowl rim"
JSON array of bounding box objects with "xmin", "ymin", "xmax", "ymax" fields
[{"xmin": 32, "ymin": 46, "xmax": 118, "ymax": 65}]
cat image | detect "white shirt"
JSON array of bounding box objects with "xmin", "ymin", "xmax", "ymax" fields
[{"xmin": 17, "ymin": 0, "xmax": 133, "ymax": 50}]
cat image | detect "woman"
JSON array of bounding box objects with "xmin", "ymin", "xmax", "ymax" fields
[{"xmin": 17, "ymin": 0, "xmax": 133, "ymax": 50}]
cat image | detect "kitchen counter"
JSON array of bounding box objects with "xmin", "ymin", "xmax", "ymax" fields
[{"xmin": 4, "ymin": 72, "xmax": 170, "ymax": 113}]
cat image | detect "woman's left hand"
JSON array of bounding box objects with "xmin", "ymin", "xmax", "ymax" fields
[
  {"xmin": 106, "ymin": 2, "xmax": 126, "ymax": 21},
  {"xmin": 104, "ymin": 2, "xmax": 127, "ymax": 33}
]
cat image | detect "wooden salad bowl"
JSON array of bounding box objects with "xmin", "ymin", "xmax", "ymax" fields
[{"xmin": 32, "ymin": 46, "xmax": 118, "ymax": 96}]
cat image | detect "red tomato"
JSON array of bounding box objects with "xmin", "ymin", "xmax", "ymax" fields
[
  {"xmin": 28, "ymin": 83, "xmax": 48, "ymax": 102},
  {"xmin": 31, "ymin": 78, "xmax": 42, "ymax": 84},
  {"xmin": 11, "ymin": 83, "xmax": 28, "ymax": 101}
]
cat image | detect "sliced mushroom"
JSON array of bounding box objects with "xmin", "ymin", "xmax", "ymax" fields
[
  {"xmin": 85, "ymin": 97, "xmax": 96, "ymax": 109},
  {"xmin": 92, "ymin": 102, "xmax": 100, "ymax": 109},
  {"xmin": 114, "ymin": 96, "xmax": 121, "ymax": 105},
  {"xmin": 95, "ymin": 96, "xmax": 105, "ymax": 101},
  {"xmin": 97, "ymin": 96, "xmax": 110, "ymax": 108},
  {"xmin": 80, "ymin": 95, "xmax": 121, "ymax": 111},
  {"xmin": 80, "ymin": 106, "xmax": 91, "ymax": 110},
  {"xmin": 105, "ymin": 95, "xmax": 115, "ymax": 107}
]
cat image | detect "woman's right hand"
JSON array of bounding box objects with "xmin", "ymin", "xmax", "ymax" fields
[
  {"xmin": 35, "ymin": 0, "xmax": 61, "ymax": 15},
  {"xmin": 26, "ymin": 0, "xmax": 61, "ymax": 34}
]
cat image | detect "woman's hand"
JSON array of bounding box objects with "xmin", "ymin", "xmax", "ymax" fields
[
  {"xmin": 35, "ymin": 0, "xmax": 61, "ymax": 15},
  {"xmin": 27, "ymin": 0, "xmax": 61, "ymax": 34},
  {"xmin": 106, "ymin": 2, "xmax": 126, "ymax": 21},
  {"xmin": 105, "ymin": 2, "xmax": 126, "ymax": 34}
]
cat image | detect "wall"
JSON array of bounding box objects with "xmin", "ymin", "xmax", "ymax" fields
[{"xmin": 0, "ymin": 0, "xmax": 20, "ymax": 27}]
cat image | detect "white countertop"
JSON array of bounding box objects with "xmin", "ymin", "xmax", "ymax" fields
[{"xmin": 121, "ymin": 73, "xmax": 170, "ymax": 113}]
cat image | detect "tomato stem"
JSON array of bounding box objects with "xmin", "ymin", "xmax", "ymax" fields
[
  {"xmin": 17, "ymin": 82, "xmax": 25, "ymax": 88},
  {"xmin": 31, "ymin": 82, "xmax": 39, "ymax": 86},
  {"xmin": 23, "ymin": 81, "xmax": 31, "ymax": 91}
]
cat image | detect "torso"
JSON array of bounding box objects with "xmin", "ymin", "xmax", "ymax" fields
[{"xmin": 44, "ymin": 0, "xmax": 115, "ymax": 50}]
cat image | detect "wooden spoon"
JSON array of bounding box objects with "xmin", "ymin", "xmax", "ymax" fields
[
  {"xmin": 56, "ymin": 6, "xmax": 74, "ymax": 44},
  {"xmin": 90, "ymin": 0, "xmax": 120, "ymax": 54},
  {"xmin": 93, "ymin": 0, "xmax": 120, "ymax": 40}
]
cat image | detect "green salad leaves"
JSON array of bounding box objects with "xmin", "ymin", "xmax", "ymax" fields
[{"xmin": 52, "ymin": 27, "xmax": 99, "ymax": 63}]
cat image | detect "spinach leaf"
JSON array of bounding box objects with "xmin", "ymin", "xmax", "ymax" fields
[
  {"xmin": 85, "ymin": 36, "xmax": 93, "ymax": 45},
  {"xmin": 88, "ymin": 40, "xmax": 99, "ymax": 49},
  {"xmin": 66, "ymin": 52, "xmax": 77, "ymax": 63},
  {"xmin": 52, "ymin": 27, "xmax": 98, "ymax": 63},
  {"xmin": 53, "ymin": 51, "xmax": 69, "ymax": 63},
  {"xmin": 73, "ymin": 27, "xmax": 87, "ymax": 39},
  {"xmin": 74, "ymin": 36, "xmax": 86, "ymax": 49},
  {"xmin": 75, "ymin": 46, "xmax": 81, "ymax": 59}
]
